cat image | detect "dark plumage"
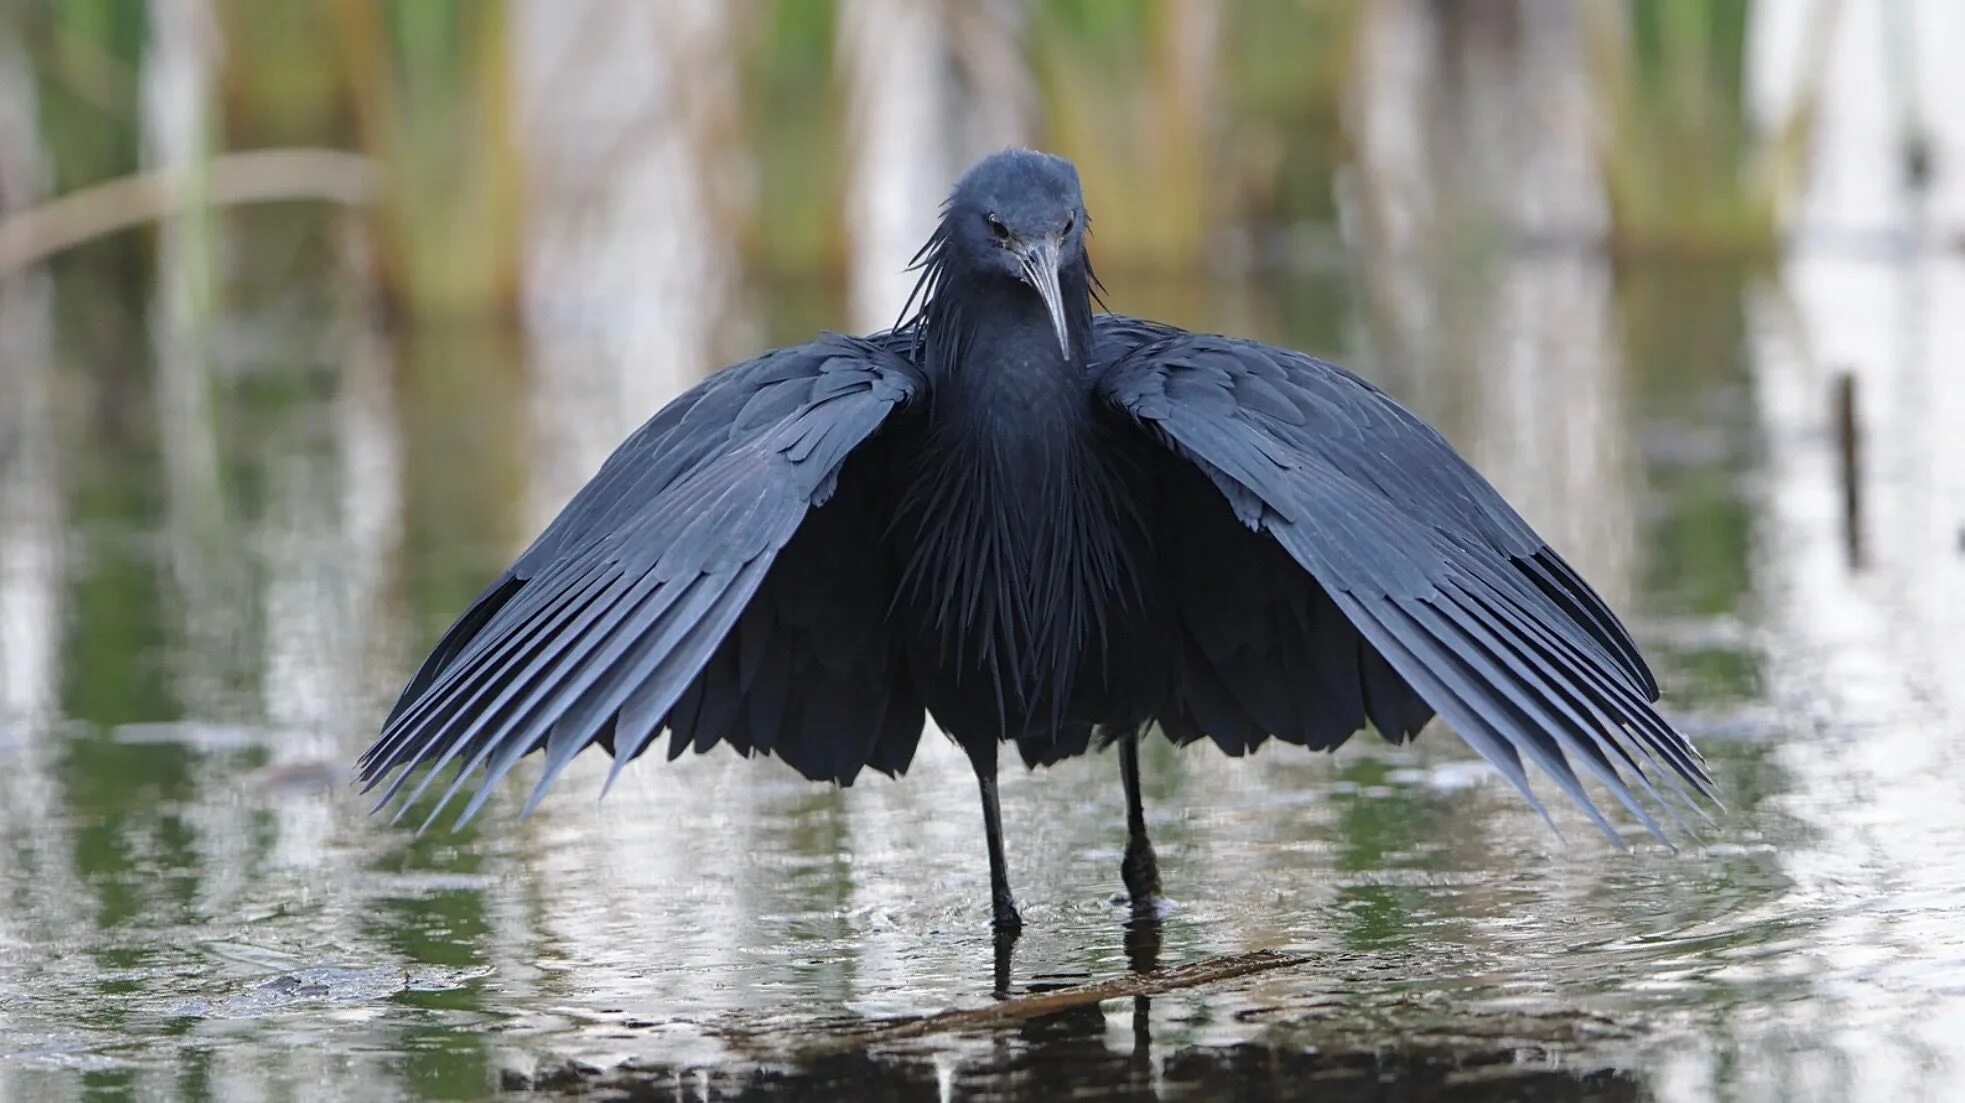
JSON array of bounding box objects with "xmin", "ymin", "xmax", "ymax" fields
[{"xmin": 360, "ymin": 149, "xmax": 1713, "ymax": 934}]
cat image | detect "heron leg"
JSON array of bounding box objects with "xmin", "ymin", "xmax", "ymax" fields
[
  {"xmin": 1119, "ymin": 730, "xmax": 1163, "ymax": 907},
  {"xmin": 966, "ymin": 739, "xmax": 1023, "ymax": 935}
]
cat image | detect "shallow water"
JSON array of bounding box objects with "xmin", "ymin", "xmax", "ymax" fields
[{"xmin": 2, "ymin": 238, "xmax": 1963, "ymax": 1101}]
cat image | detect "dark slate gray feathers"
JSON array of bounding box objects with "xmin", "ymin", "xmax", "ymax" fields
[
  {"xmin": 363, "ymin": 311, "xmax": 1711, "ymax": 847},
  {"xmin": 1093, "ymin": 325, "xmax": 1712, "ymax": 843},
  {"xmin": 360, "ymin": 333, "xmax": 925, "ymax": 827}
]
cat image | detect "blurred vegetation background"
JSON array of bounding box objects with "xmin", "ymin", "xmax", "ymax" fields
[{"xmin": 0, "ymin": 0, "xmax": 1863, "ymax": 330}]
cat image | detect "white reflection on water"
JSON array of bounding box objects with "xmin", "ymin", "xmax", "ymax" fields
[
  {"xmin": 1652, "ymin": 3, "xmax": 1965, "ymax": 1096},
  {"xmin": 1752, "ymin": 253, "xmax": 1965, "ymax": 1085},
  {"xmin": 1734, "ymin": 10, "xmax": 1965, "ymax": 1053},
  {"xmin": 0, "ymin": 11, "xmax": 54, "ymax": 723},
  {"xmin": 144, "ymin": 0, "xmax": 253, "ymax": 728},
  {"xmin": 0, "ymin": 276, "xmax": 55, "ymax": 722},
  {"xmin": 1724, "ymin": 252, "xmax": 1965, "ymax": 1099},
  {"xmin": 0, "ymin": 39, "xmax": 72, "ymax": 1077},
  {"xmin": 257, "ymin": 326, "xmax": 402, "ymax": 766}
]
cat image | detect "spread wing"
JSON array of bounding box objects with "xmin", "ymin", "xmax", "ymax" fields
[
  {"xmin": 361, "ymin": 333, "xmax": 927, "ymax": 827},
  {"xmin": 1092, "ymin": 319, "xmax": 1713, "ymax": 843}
]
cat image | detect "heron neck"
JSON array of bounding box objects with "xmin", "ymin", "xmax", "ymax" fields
[
  {"xmin": 920, "ymin": 265, "xmax": 1096, "ymax": 401},
  {"xmin": 895, "ymin": 261, "xmax": 1136, "ymax": 731}
]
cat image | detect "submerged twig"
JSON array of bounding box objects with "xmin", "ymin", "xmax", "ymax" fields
[{"xmin": 810, "ymin": 949, "xmax": 1308, "ymax": 1054}]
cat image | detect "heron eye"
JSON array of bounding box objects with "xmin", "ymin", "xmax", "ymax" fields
[
  {"xmin": 1062, "ymin": 215, "xmax": 1076, "ymax": 235},
  {"xmin": 986, "ymin": 214, "xmax": 1010, "ymax": 241}
]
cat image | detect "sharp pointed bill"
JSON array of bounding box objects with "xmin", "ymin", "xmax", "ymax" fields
[
  {"xmin": 1018, "ymin": 236, "xmax": 1072, "ymax": 360},
  {"xmin": 361, "ymin": 148, "xmax": 1713, "ymax": 927}
]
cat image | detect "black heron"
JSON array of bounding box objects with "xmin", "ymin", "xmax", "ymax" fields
[{"xmin": 360, "ymin": 149, "xmax": 1713, "ymax": 935}]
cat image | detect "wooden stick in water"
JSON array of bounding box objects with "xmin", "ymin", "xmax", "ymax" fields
[{"xmin": 814, "ymin": 949, "xmax": 1308, "ymax": 1053}]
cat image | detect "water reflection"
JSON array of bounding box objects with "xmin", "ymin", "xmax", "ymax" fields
[
  {"xmin": 0, "ymin": 33, "xmax": 58, "ymax": 727},
  {"xmin": 3, "ymin": 230, "xmax": 1933, "ymax": 1093},
  {"xmin": 0, "ymin": 275, "xmax": 56, "ymax": 723},
  {"xmin": 9, "ymin": 234, "xmax": 1954, "ymax": 1097},
  {"xmin": 1732, "ymin": 245, "xmax": 1965, "ymax": 1102}
]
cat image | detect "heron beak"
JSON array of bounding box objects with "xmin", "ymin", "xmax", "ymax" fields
[{"xmin": 1018, "ymin": 237, "xmax": 1072, "ymax": 361}]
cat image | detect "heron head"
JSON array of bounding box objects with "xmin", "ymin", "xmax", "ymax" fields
[{"xmin": 941, "ymin": 149, "xmax": 1088, "ymax": 359}]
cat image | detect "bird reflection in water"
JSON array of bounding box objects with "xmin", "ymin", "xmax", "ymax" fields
[{"xmin": 1124, "ymin": 911, "xmax": 1163, "ymax": 1062}]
